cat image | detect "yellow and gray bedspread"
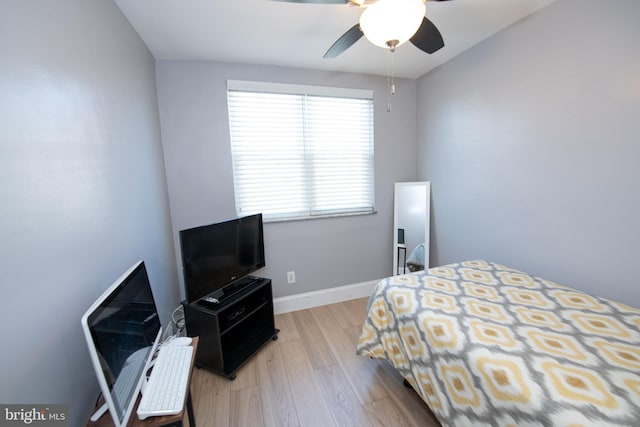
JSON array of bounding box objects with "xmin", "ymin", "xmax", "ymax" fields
[{"xmin": 356, "ymin": 260, "xmax": 640, "ymax": 427}]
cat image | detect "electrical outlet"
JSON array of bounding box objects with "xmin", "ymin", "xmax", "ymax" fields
[{"xmin": 287, "ymin": 271, "xmax": 296, "ymax": 284}]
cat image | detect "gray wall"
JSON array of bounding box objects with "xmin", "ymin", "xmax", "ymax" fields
[
  {"xmin": 156, "ymin": 60, "xmax": 418, "ymax": 298},
  {"xmin": 0, "ymin": 1, "xmax": 178, "ymax": 424},
  {"xmin": 417, "ymin": 0, "xmax": 640, "ymax": 306}
]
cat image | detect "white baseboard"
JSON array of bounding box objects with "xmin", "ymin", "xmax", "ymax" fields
[{"xmin": 273, "ymin": 279, "xmax": 380, "ymax": 314}]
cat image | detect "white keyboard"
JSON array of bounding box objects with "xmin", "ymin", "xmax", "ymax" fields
[{"xmin": 137, "ymin": 344, "xmax": 194, "ymax": 420}]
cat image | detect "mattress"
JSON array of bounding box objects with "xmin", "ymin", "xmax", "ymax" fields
[{"xmin": 356, "ymin": 260, "xmax": 640, "ymax": 426}]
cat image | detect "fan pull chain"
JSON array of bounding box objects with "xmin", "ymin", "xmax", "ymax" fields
[{"xmin": 387, "ymin": 48, "xmax": 395, "ymax": 112}]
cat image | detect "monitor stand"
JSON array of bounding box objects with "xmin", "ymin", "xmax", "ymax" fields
[
  {"xmin": 90, "ymin": 403, "xmax": 108, "ymax": 422},
  {"xmin": 90, "ymin": 377, "xmax": 151, "ymax": 421},
  {"xmin": 218, "ymin": 276, "xmax": 259, "ymax": 302},
  {"xmin": 203, "ymin": 276, "xmax": 259, "ymax": 305}
]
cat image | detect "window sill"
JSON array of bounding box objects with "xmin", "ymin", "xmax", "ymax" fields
[{"xmin": 263, "ymin": 210, "xmax": 377, "ymax": 224}]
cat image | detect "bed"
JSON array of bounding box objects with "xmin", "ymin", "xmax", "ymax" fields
[{"xmin": 356, "ymin": 260, "xmax": 640, "ymax": 427}]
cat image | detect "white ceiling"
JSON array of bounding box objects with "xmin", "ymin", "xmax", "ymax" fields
[{"xmin": 114, "ymin": 0, "xmax": 557, "ymax": 79}]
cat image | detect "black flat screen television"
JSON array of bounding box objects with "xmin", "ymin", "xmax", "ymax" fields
[{"xmin": 180, "ymin": 213, "xmax": 265, "ymax": 304}]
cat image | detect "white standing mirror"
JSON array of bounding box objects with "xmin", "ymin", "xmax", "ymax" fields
[{"xmin": 393, "ymin": 182, "xmax": 431, "ymax": 275}]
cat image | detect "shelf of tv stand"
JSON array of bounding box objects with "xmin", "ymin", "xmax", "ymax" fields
[{"xmin": 182, "ymin": 277, "xmax": 278, "ymax": 380}]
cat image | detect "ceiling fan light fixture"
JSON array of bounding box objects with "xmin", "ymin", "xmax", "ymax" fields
[{"xmin": 359, "ymin": 0, "xmax": 426, "ymax": 50}]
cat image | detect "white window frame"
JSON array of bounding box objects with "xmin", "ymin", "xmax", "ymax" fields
[{"xmin": 227, "ymin": 80, "xmax": 375, "ymax": 222}]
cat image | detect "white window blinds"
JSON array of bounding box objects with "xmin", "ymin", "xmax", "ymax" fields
[{"xmin": 227, "ymin": 80, "xmax": 374, "ymax": 221}]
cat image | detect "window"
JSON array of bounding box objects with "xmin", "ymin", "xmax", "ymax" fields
[{"xmin": 227, "ymin": 80, "xmax": 374, "ymax": 221}]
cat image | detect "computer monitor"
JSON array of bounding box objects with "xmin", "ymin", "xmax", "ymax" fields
[{"xmin": 81, "ymin": 261, "xmax": 162, "ymax": 427}]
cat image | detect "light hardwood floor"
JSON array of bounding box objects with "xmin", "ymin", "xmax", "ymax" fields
[{"xmin": 189, "ymin": 297, "xmax": 441, "ymax": 427}]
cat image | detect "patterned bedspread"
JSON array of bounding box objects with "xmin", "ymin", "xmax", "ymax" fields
[{"xmin": 356, "ymin": 260, "xmax": 640, "ymax": 427}]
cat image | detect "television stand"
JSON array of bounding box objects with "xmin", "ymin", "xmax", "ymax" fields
[{"xmin": 182, "ymin": 277, "xmax": 278, "ymax": 380}]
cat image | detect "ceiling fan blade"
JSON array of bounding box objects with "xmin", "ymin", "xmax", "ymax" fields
[
  {"xmin": 324, "ymin": 24, "xmax": 364, "ymax": 58},
  {"xmin": 269, "ymin": 0, "xmax": 349, "ymax": 4},
  {"xmin": 410, "ymin": 16, "xmax": 445, "ymax": 54}
]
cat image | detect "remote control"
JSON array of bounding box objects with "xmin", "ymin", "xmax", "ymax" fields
[{"xmin": 202, "ymin": 296, "xmax": 219, "ymax": 304}]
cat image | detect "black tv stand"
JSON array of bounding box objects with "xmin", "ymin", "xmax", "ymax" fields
[{"xmin": 182, "ymin": 277, "xmax": 278, "ymax": 380}]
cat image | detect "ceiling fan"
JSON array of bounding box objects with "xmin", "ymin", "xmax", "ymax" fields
[{"xmin": 271, "ymin": 0, "xmax": 449, "ymax": 58}]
